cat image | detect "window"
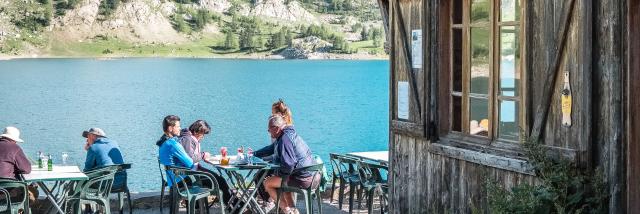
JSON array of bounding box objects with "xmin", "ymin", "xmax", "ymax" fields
[{"xmin": 449, "ymin": 0, "xmax": 523, "ymax": 142}]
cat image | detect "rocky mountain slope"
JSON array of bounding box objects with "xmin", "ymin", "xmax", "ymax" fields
[{"xmin": 0, "ymin": 0, "xmax": 386, "ymax": 59}]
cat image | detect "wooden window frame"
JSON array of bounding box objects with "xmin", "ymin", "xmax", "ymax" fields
[{"xmin": 441, "ymin": 0, "xmax": 527, "ymax": 148}]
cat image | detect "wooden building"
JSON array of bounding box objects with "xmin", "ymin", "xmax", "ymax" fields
[{"xmin": 376, "ymin": 0, "xmax": 639, "ymax": 212}]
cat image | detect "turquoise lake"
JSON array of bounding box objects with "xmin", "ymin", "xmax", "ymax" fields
[{"xmin": 0, "ymin": 58, "xmax": 390, "ymax": 192}]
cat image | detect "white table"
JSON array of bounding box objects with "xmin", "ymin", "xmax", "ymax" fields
[
  {"xmin": 347, "ymin": 151, "xmax": 389, "ymax": 163},
  {"xmin": 22, "ymin": 165, "xmax": 88, "ymax": 214}
]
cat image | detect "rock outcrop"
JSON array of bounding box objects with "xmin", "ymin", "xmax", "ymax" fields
[
  {"xmin": 251, "ymin": 0, "xmax": 317, "ymax": 23},
  {"xmin": 53, "ymin": 0, "xmax": 185, "ymax": 43},
  {"xmin": 278, "ymin": 36, "xmax": 332, "ymax": 59}
]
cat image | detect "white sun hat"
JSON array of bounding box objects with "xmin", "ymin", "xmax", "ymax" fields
[{"xmin": 1, "ymin": 126, "xmax": 24, "ymax": 143}]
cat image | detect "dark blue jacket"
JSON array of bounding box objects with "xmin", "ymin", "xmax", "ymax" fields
[
  {"xmin": 84, "ymin": 137, "xmax": 126, "ymax": 190},
  {"xmin": 256, "ymin": 126, "xmax": 313, "ymax": 177}
]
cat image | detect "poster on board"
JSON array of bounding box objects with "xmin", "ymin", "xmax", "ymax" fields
[
  {"xmin": 411, "ymin": 29, "xmax": 422, "ymax": 69},
  {"xmin": 398, "ymin": 81, "xmax": 409, "ymax": 120}
]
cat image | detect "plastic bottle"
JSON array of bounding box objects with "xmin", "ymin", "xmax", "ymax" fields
[{"xmin": 47, "ymin": 154, "xmax": 53, "ymax": 171}]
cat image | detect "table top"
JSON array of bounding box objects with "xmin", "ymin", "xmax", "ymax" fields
[
  {"xmin": 205, "ymin": 156, "xmax": 276, "ymax": 171},
  {"xmin": 22, "ymin": 165, "xmax": 88, "ymax": 182},
  {"xmin": 347, "ymin": 151, "xmax": 389, "ymax": 163}
]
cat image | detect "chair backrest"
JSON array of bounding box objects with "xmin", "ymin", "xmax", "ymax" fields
[
  {"xmin": 335, "ymin": 155, "xmax": 360, "ymax": 176},
  {"xmin": 357, "ymin": 161, "xmax": 388, "ymax": 184},
  {"xmin": 77, "ymin": 165, "xmax": 119, "ymax": 199},
  {"xmin": 164, "ymin": 165, "xmax": 218, "ymax": 197},
  {"xmin": 0, "ymin": 178, "xmax": 28, "ymax": 212},
  {"xmin": 0, "ymin": 188, "xmax": 10, "ymax": 213},
  {"xmin": 111, "ymin": 163, "xmax": 131, "ymax": 192},
  {"xmin": 157, "ymin": 157, "xmax": 167, "ymax": 183}
]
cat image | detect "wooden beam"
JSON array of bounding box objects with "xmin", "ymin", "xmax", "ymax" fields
[
  {"xmin": 529, "ymin": 0, "xmax": 577, "ymax": 143},
  {"xmin": 627, "ymin": 0, "xmax": 640, "ymax": 211}
]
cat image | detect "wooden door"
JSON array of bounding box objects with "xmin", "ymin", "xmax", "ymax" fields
[{"xmin": 626, "ymin": 0, "xmax": 640, "ymax": 212}]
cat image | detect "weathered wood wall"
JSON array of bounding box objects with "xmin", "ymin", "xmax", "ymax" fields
[
  {"xmin": 389, "ymin": 134, "xmax": 537, "ymax": 213},
  {"xmin": 627, "ymin": 0, "xmax": 640, "ymax": 212},
  {"xmin": 386, "ymin": 0, "xmax": 629, "ymax": 213},
  {"xmin": 528, "ymin": 0, "xmax": 591, "ymax": 164},
  {"xmin": 593, "ymin": 0, "xmax": 625, "ymax": 213}
]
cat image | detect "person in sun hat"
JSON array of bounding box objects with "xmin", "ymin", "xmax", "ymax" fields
[
  {"xmin": 0, "ymin": 126, "xmax": 30, "ymax": 179},
  {"xmin": 81, "ymin": 127, "xmax": 126, "ymax": 190},
  {"xmin": 0, "ymin": 126, "xmax": 39, "ymax": 209}
]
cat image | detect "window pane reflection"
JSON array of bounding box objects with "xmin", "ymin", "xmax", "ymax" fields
[
  {"xmin": 471, "ymin": 27, "xmax": 490, "ymax": 95},
  {"xmin": 471, "ymin": 0, "xmax": 490, "ymax": 23},
  {"xmin": 500, "ymin": 0, "xmax": 520, "ymax": 22},
  {"xmin": 499, "ymin": 100, "xmax": 519, "ymax": 141},
  {"xmin": 500, "ymin": 26, "xmax": 519, "ymax": 96},
  {"xmin": 470, "ymin": 97, "xmax": 489, "ymax": 136}
]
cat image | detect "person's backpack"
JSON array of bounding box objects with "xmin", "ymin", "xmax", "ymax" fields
[{"xmin": 312, "ymin": 154, "xmax": 331, "ymax": 192}]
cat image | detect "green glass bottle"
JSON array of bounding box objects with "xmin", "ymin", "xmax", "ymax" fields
[
  {"xmin": 47, "ymin": 154, "xmax": 53, "ymax": 171},
  {"xmin": 37, "ymin": 151, "xmax": 43, "ymax": 168}
]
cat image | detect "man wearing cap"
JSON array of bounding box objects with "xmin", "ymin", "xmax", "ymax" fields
[
  {"xmin": 0, "ymin": 126, "xmax": 31, "ymax": 179},
  {"xmin": 82, "ymin": 128, "xmax": 126, "ymax": 190}
]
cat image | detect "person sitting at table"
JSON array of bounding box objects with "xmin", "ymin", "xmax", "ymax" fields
[
  {"xmin": 157, "ymin": 115, "xmax": 194, "ymax": 172},
  {"xmin": 0, "ymin": 126, "xmax": 38, "ymax": 208},
  {"xmin": 251, "ymin": 99, "xmax": 297, "ymax": 201},
  {"xmin": 81, "ymin": 127, "xmax": 126, "ymax": 190},
  {"xmin": 261, "ymin": 115, "xmax": 319, "ymax": 214},
  {"xmin": 178, "ymin": 120, "xmax": 233, "ymax": 205},
  {"xmin": 254, "ymin": 99, "xmax": 296, "ymax": 160}
]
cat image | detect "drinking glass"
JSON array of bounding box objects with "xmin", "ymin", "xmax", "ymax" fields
[{"xmin": 61, "ymin": 152, "xmax": 69, "ymax": 165}]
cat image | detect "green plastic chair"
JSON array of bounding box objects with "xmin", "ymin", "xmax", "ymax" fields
[
  {"xmin": 110, "ymin": 163, "xmax": 132, "ymax": 214},
  {"xmin": 275, "ymin": 163, "xmax": 325, "ymax": 214},
  {"xmin": 165, "ymin": 165, "xmax": 226, "ymax": 214},
  {"xmin": 65, "ymin": 165, "xmax": 119, "ymax": 214},
  {"xmin": 356, "ymin": 161, "xmax": 388, "ymax": 214},
  {"xmin": 333, "ymin": 155, "xmax": 362, "ymax": 213},
  {"xmin": 157, "ymin": 158, "xmax": 169, "ymax": 214},
  {"xmin": 0, "ymin": 179, "xmax": 29, "ymax": 214}
]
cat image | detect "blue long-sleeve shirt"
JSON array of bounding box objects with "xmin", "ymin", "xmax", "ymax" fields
[
  {"xmin": 157, "ymin": 135, "xmax": 193, "ymax": 186},
  {"xmin": 84, "ymin": 137, "xmax": 126, "ymax": 189}
]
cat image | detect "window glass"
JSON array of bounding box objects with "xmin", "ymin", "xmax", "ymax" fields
[
  {"xmin": 500, "ymin": 0, "xmax": 521, "ymax": 22},
  {"xmin": 498, "ymin": 100, "xmax": 519, "ymax": 141},
  {"xmin": 499, "ymin": 26, "xmax": 519, "ymax": 96},
  {"xmin": 452, "ymin": 95, "xmax": 462, "ymax": 132},
  {"xmin": 453, "ymin": 28, "xmax": 463, "ymax": 92},
  {"xmin": 471, "ymin": 27, "xmax": 490, "ymax": 95},
  {"xmin": 471, "ymin": 0, "xmax": 490, "ymax": 23},
  {"xmin": 453, "ymin": 0, "xmax": 463, "ymax": 24},
  {"xmin": 470, "ymin": 97, "xmax": 489, "ymax": 136}
]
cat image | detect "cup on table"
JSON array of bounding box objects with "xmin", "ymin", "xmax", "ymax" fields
[{"xmin": 61, "ymin": 152, "xmax": 69, "ymax": 165}]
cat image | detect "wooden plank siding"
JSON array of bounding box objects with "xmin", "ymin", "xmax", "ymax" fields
[
  {"xmin": 626, "ymin": 0, "xmax": 639, "ymax": 212},
  {"xmin": 383, "ymin": 0, "xmax": 630, "ymax": 213}
]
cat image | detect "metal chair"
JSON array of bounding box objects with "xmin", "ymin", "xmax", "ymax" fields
[
  {"xmin": 165, "ymin": 165, "xmax": 226, "ymax": 214},
  {"xmin": 357, "ymin": 161, "xmax": 388, "ymax": 214},
  {"xmin": 0, "ymin": 178, "xmax": 29, "ymax": 214},
  {"xmin": 275, "ymin": 163, "xmax": 325, "ymax": 214},
  {"xmin": 65, "ymin": 165, "xmax": 119, "ymax": 214},
  {"xmin": 333, "ymin": 155, "xmax": 362, "ymax": 213},
  {"xmin": 111, "ymin": 163, "xmax": 132, "ymax": 214}
]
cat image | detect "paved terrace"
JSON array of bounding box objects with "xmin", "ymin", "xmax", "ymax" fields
[{"xmin": 31, "ymin": 189, "xmax": 386, "ymax": 214}]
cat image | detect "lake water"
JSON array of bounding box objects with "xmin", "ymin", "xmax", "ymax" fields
[{"xmin": 0, "ymin": 58, "xmax": 389, "ymax": 192}]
